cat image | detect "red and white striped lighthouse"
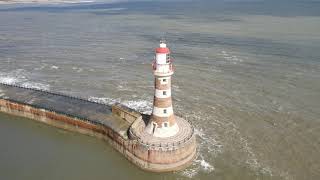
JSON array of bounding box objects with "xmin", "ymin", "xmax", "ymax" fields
[{"xmin": 146, "ymin": 40, "xmax": 179, "ymax": 138}]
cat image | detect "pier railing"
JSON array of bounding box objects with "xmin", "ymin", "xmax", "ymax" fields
[
  {"xmin": 0, "ymin": 82, "xmax": 112, "ymax": 107},
  {"xmin": 136, "ymin": 133, "xmax": 195, "ymax": 151},
  {"xmin": 0, "ymin": 82, "xmax": 111, "ymax": 127}
]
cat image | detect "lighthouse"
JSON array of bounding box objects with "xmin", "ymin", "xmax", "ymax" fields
[
  {"xmin": 146, "ymin": 40, "xmax": 179, "ymax": 138},
  {"xmin": 128, "ymin": 40, "xmax": 196, "ymax": 172}
]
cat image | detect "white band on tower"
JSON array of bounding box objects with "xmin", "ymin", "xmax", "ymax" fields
[
  {"xmin": 156, "ymin": 54, "xmax": 167, "ymax": 64},
  {"xmin": 155, "ymin": 89, "xmax": 171, "ymax": 98},
  {"xmin": 152, "ymin": 106, "xmax": 173, "ymax": 117}
]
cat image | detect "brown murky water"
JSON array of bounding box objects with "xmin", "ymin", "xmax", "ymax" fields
[{"xmin": 0, "ymin": 1, "xmax": 320, "ymax": 179}]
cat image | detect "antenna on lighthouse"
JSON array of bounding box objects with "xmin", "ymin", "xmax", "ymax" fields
[
  {"xmin": 160, "ymin": 37, "xmax": 167, "ymax": 48},
  {"xmin": 160, "ymin": 37, "xmax": 166, "ymax": 44},
  {"xmin": 160, "ymin": 32, "xmax": 167, "ymax": 44}
]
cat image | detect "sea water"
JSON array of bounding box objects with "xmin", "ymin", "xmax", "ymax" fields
[{"xmin": 0, "ymin": 0, "xmax": 320, "ymax": 179}]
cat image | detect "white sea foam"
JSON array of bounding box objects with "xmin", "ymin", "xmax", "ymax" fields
[
  {"xmin": 178, "ymin": 116, "xmax": 221, "ymax": 178},
  {"xmin": 196, "ymin": 159, "xmax": 215, "ymax": 172},
  {"xmin": 0, "ymin": 69, "xmax": 25, "ymax": 84},
  {"xmin": 180, "ymin": 155, "xmax": 215, "ymax": 178},
  {"xmin": 0, "ymin": 69, "xmax": 50, "ymax": 91},
  {"xmin": 194, "ymin": 127, "xmax": 223, "ymax": 154},
  {"xmin": 88, "ymin": 96, "xmax": 152, "ymax": 114},
  {"xmin": 121, "ymin": 100, "xmax": 152, "ymax": 114},
  {"xmin": 181, "ymin": 167, "xmax": 198, "ymax": 178},
  {"xmin": 0, "ymin": 77, "xmax": 18, "ymax": 84},
  {"xmin": 21, "ymin": 82, "xmax": 50, "ymax": 91},
  {"xmin": 88, "ymin": 96, "xmax": 119, "ymax": 105},
  {"xmin": 72, "ymin": 67, "xmax": 83, "ymax": 73},
  {"xmin": 51, "ymin": 65, "xmax": 59, "ymax": 70}
]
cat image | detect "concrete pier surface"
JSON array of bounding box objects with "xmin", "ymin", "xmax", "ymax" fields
[{"xmin": 0, "ymin": 83, "xmax": 197, "ymax": 172}]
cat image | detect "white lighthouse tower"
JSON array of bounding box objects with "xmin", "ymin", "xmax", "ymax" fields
[{"xmin": 146, "ymin": 40, "xmax": 179, "ymax": 138}]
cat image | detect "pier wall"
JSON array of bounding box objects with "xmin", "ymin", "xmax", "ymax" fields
[
  {"xmin": 0, "ymin": 97, "xmax": 196, "ymax": 172},
  {"xmin": 112, "ymin": 102, "xmax": 142, "ymax": 124}
]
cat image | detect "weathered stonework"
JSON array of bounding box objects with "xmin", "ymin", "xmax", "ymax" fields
[
  {"xmin": 153, "ymin": 97, "xmax": 172, "ymax": 107},
  {"xmin": 155, "ymin": 78, "xmax": 171, "ymax": 90}
]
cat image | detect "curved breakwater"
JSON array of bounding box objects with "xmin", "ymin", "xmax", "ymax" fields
[{"xmin": 0, "ymin": 83, "xmax": 197, "ymax": 172}]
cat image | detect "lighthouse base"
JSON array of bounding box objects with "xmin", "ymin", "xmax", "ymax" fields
[
  {"xmin": 129, "ymin": 115, "xmax": 197, "ymax": 172},
  {"xmin": 144, "ymin": 121, "xmax": 179, "ymax": 138}
]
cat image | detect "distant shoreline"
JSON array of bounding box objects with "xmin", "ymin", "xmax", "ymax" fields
[{"xmin": 0, "ymin": 0, "xmax": 94, "ymax": 4}]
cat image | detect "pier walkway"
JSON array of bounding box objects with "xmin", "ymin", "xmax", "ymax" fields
[{"xmin": 0, "ymin": 83, "xmax": 131, "ymax": 138}]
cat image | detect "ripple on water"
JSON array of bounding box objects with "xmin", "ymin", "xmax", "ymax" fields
[
  {"xmin": 116, "ymin": 81, "xmax": 133, "ymax": 92},
  {"xmin": 220, "ymin": 50, "xmax": 244, "ymax": 64},
  {"xmin": 72, "ymin": 67, "xmax": 83, "ymax": 73},
  {"xmin": 174, "ymin": 107, "xmax": 278, "ymax": 179},
  {"xmin": 180, "ymin": 154, "xmax": 215, "ymax": 178}
]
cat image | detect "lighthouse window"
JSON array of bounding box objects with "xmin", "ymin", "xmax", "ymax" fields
[
  {"xmin": 163, "ymin": 109, "xmax": 167, "ymax": 114},
  {"xmin": 161, "ymin": 78, "xmax": 168, "ymax": 85},
  {"xmin": 166, "ymin": 54, "xmax": 170, "ymax": 63},
  {"xmin": 163, "ymin": 91, "xmax": 167, "ymax": 95}
]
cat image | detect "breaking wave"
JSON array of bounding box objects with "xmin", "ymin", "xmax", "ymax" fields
[
  {"xmin": 122, "ymin": 100, "xmax": 152, "ymax": 114},
  {"xmin": 20, "ymin": 82, "xmax": 50, "ymax": 91},
  {"xmin": 72, "ymin": 66, "xmax": 83, "ymax": 73},
  {"xmin": 88, "ymin": 96, "xmax": 119, "ymax": 105},
  {"xmin": 180, "ymin": 154, "xmax": 215, "ymax": 178},
  {"xmin": 88, "ymin": 96, "xmax": 152, "ymax": 114},
  {"xmin": 0, "ymin": 76, "xmax": 17, "ymax": 84},
  {"xmin": 0, "ymin": 69, "xmax": 50, "ymax": 91},
  {"xmin": 50, "ymin": 65, "xmax": 59, "ymax": 70}
]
